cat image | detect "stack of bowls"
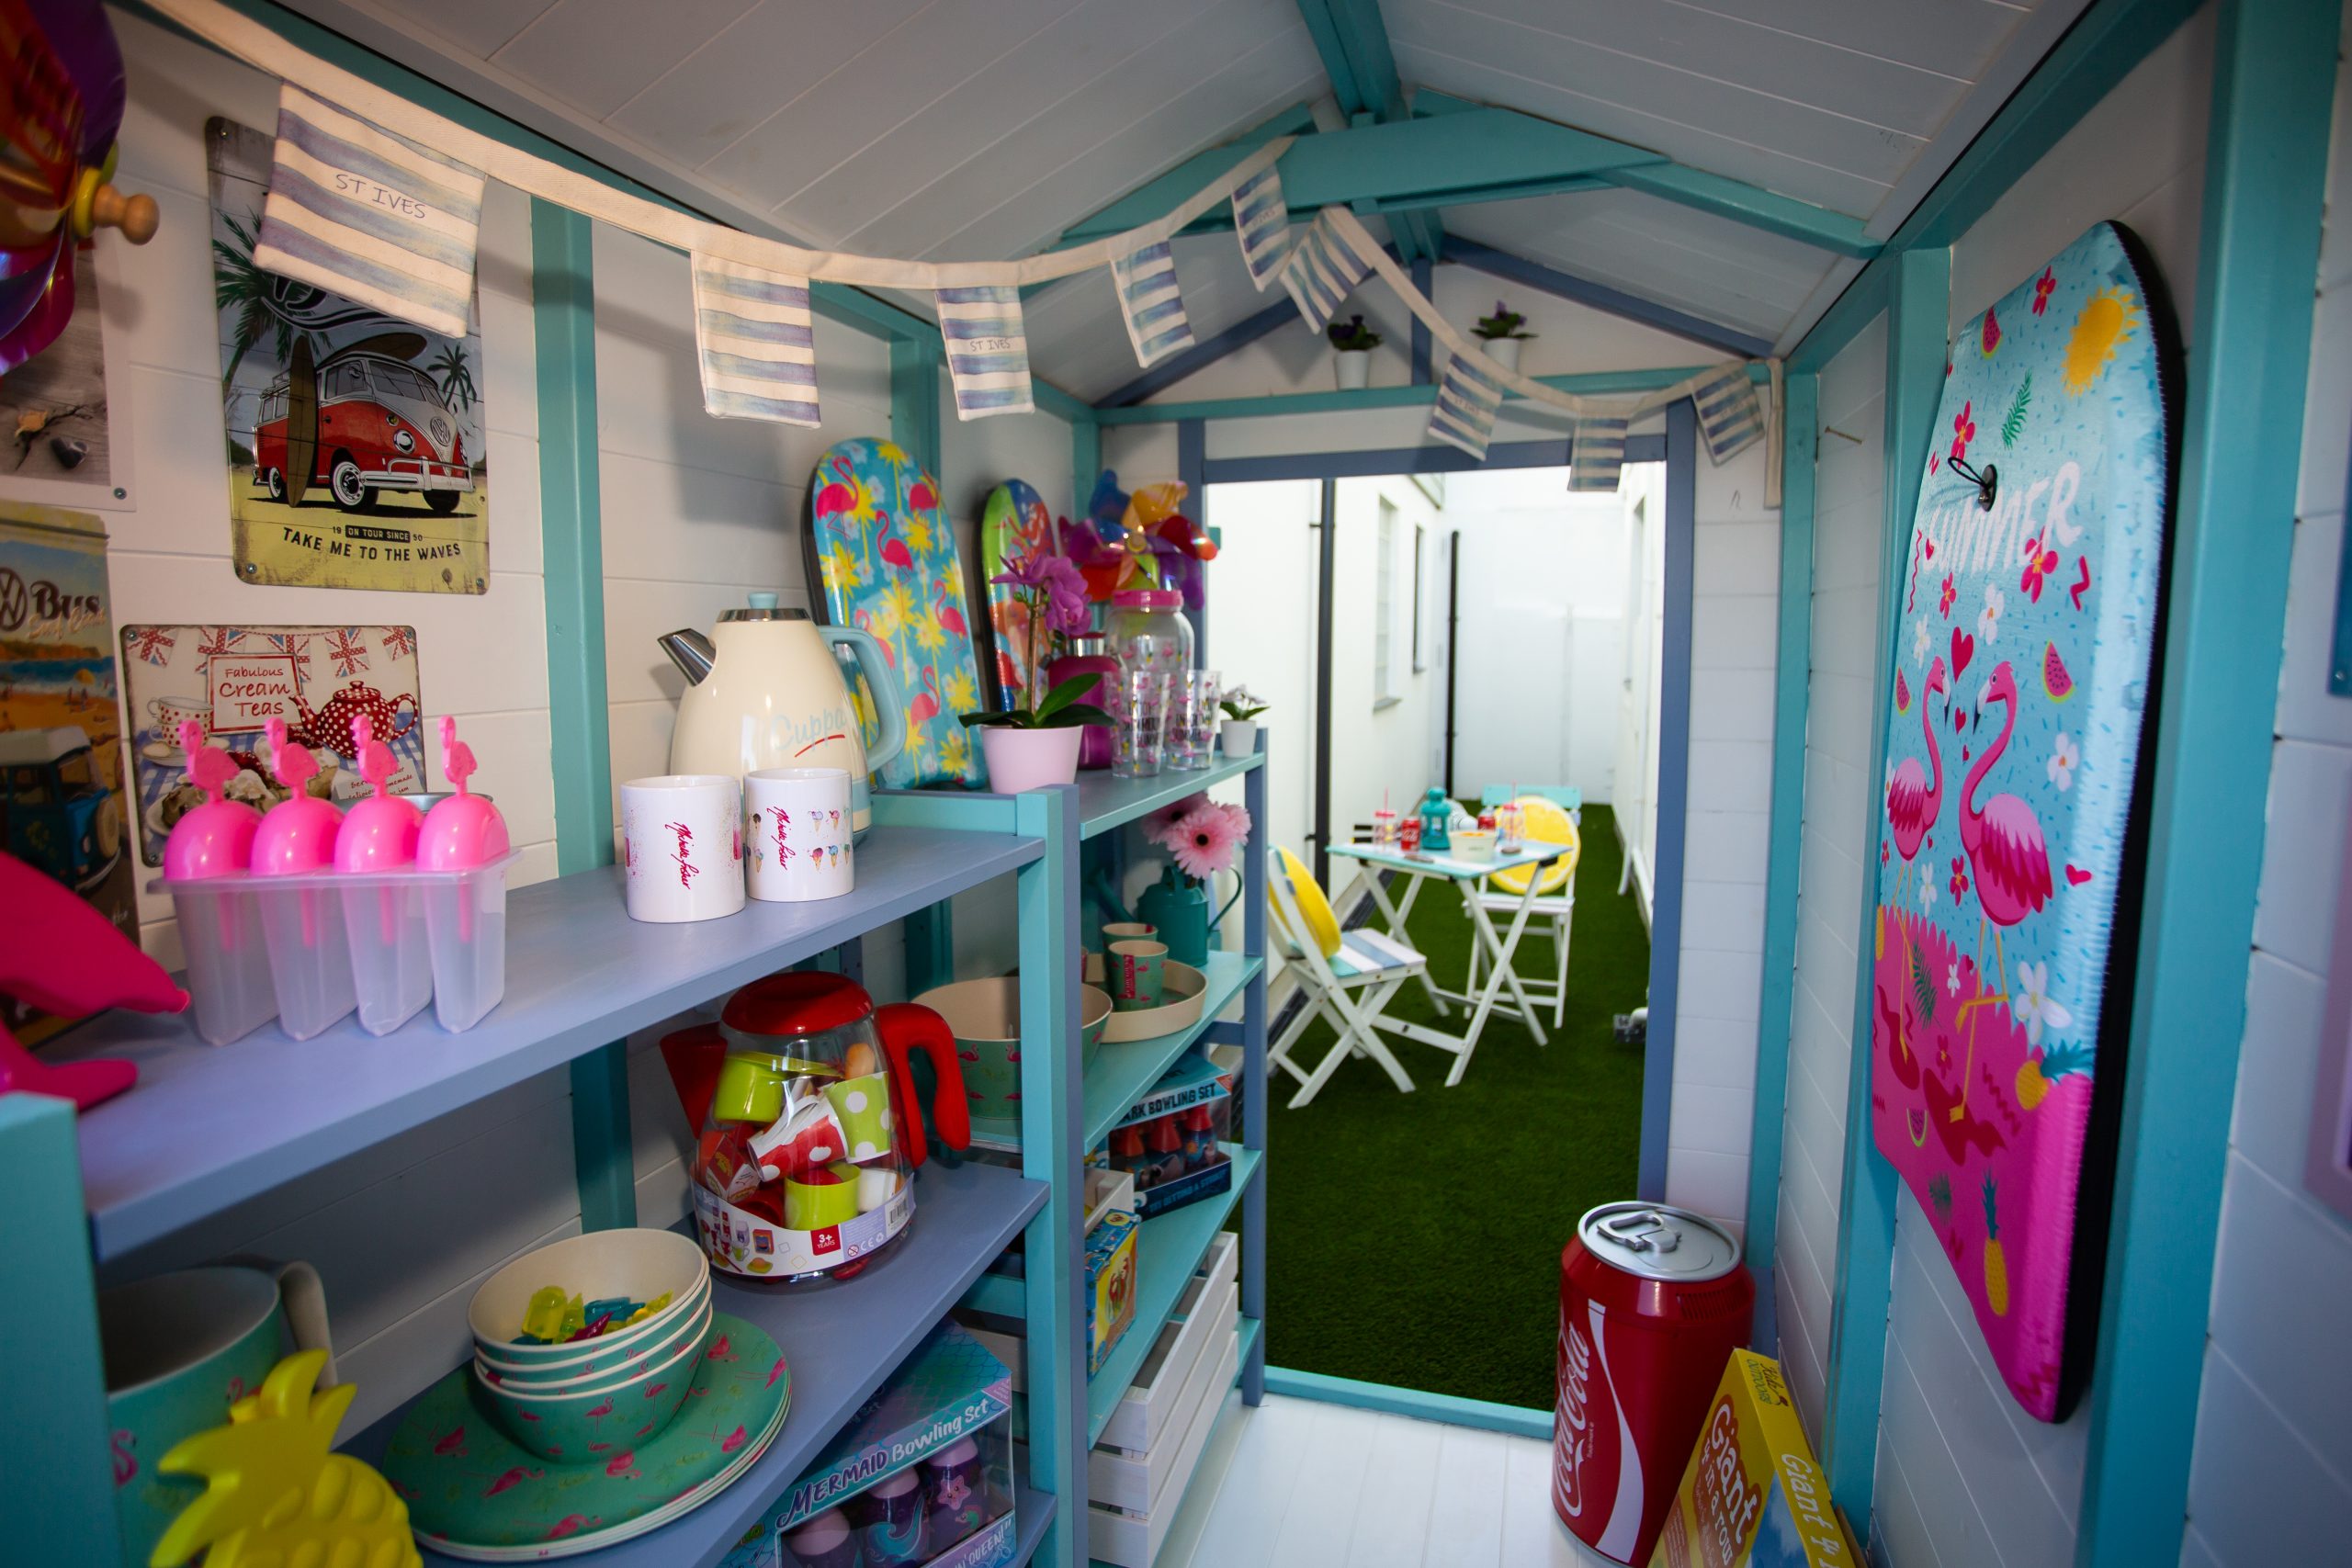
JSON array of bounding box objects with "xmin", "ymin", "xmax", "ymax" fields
[{"xmin": 466, "ymin": 1228, "xmax": 712, "ymax": 1461}]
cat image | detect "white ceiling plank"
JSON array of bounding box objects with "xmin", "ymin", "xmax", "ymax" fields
[
  {"xmin": 1668, "ymin": 0, "xmax": 2032, "ymax": 77},
  {"xmin": 490, "ymin": 0, "xmax": 758, "ymax": 118},
  {"xmin": 786, "ymin": 0, "xmax": 1178, "ymax": 245},
  {"xmin": 387, "ymin": 0, "xmax": 560, "ymax": 59},
  {"xmin": 603, "ymin": 0, "xmax": 933, "ymax": 173},
  {"xmin": 701, "ymin": 0, "xmax": 1090, "ymax": 230},
  {"xmin": 1393, "ymin": 44, "xmax": 1892, "ymax": 216},
  {"xmin": 1388, "ymin": 14, "xmax": 1926, "ymax": 188},
  {"xmin": 1397, "ymin": 0, "xmax": 1973, "ymax": 140}
]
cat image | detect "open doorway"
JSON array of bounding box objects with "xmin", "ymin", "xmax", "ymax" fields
[{"xmin": 1203, "ymin": 446, "xmax": 1676, "ymax": 1411}]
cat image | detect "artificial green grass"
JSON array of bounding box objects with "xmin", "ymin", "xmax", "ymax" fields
[{"xmin": 1263, "ymin": 804, "xmax": 1648, "ymax": 1412}]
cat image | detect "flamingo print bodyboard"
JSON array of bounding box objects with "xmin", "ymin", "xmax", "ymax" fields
[
  {"xmin": 1868, "ymin": 222, "xmax": 2173, "ymax": 1421},
  {"xmin": 979, "ymin": 478, "xmax": 1056, "ymax": 708},
  {"xmin": 806, "ymin": 437, "xmax": 988, "ymax": 789}
]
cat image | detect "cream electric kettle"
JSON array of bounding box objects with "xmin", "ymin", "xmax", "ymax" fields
[{"xmin": 659, "ymin": 593, "xmax": 906, "ymax": 836}]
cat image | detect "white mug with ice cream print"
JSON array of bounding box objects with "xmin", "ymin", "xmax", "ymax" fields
[
  {"xmin": 619, "ymin": 774, "xmax": 744, "ymax": 922},
  {"xmin": 744, "ymin": 767, "xmax": 854, "ymax": 902}
]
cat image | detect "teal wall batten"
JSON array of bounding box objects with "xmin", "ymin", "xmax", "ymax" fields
[
  {"xmin": 533, "ymin": 198, "xmax": 636, "ymax": 1233},
  {"xmin": 1820, "ymin": 245, "xmax": 1948, "ymax": 1527},
  {"xmin": 2077, "ymin": 3, "xmax": 2338, "ymax": 1560},
  {"xmin": 1744, "ymin": 370, "xmax": 1820, "ymax": 1271}
]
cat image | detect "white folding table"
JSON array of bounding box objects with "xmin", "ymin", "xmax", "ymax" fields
[{"xmin": 1327, "ymin": 837, "xmax": 1575, "ymax": 1087}]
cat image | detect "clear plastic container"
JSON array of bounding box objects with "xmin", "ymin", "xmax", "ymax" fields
[
  {"xmin": 164, "ymin": 881, "xmax": 278, "ymax": 1045},
  {"xmin": 1106, "ymin": 590, "xmax": 1193, "ymax": 779},
  {"xmin": 421, "ymin": 856, "xmax": 517, "ymax": 1032},
  {"xmin": 342, "ymin": 879, "xmax": 434, "ymax": 1035},
  {"xmin": 255, "ymin": 881, "xmax": 358, "ymax": 1041}
]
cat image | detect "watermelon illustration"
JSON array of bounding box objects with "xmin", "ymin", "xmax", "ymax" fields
[
  {"xmin": 2041, "ymin": 640, "xmax": 2075, "ymax": 702},
  {"xmin": 1896, "ymin": 670, "xmax": 1912, "ymax": 713},
  {"xmin": 1981, "ymin": 304, "xmax": 2002, "ymax": 356}
]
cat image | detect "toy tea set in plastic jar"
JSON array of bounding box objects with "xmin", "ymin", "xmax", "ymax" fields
[{"xmin": 667, "ymin": 974, "xmax": 971, "ymax": 1285}]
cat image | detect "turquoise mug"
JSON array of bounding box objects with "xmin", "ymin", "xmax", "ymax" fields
[{"xmin": 101, "ymin": 1262, "xmax": 334, "ymax": 1567}]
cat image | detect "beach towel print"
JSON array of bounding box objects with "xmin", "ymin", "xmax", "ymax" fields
[
  {"xmin": 1868, "ymin": 222, "xmax": 2174, "ymax": 1421},
  {"xmin": 805, "ymin": 437, "xmax": 989, "ymax": 790},
  {"xmin": 979, "ymin": 478, "xmax": 1057, "ymax": 707}
]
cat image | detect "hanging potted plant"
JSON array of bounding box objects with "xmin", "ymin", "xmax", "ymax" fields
[
  {"xmin": 1473, "ymin": 300, "xmax": 1535, "ymax": 373},
  {"xmin": 1327, "ymin": 314, "xmax": 1382, "ymax": 390},
  {"xmin": 1137, "ymin": 792, "xmax": 1254, "ymax": 965},
  {"xmin": 1217, "ymin": 687, "xmax": 1268, "ymax": 758},
  {"xmin": 961, "ymin": 553, "xmax": 1109, "ymax": 790}
]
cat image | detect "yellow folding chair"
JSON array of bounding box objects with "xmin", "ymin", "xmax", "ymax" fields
[
  {"xmin": 1267, "ymin": 847, "xmax": 1426, "ymax": 1108},
  {"xmin": 1466, "ymin": 800, "xmax": 1580, "ymax": 1029}
]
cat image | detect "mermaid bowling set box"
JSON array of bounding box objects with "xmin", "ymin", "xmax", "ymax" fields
[
  {"xmin": 1647, "ymin": 1350, "xmax": 1860, "ymax": 1568},
  {"xmin": 725, "ymin": 1322, "xmax": 1018, "ymax": 1568}
]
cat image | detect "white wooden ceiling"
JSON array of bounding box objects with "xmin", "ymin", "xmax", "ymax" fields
[{"xmin": 282, "ymin": 0, "xmax": 2091, "ymax": 392}]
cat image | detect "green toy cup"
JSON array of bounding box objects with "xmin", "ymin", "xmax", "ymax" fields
[
  {"xmin": 100, "ymin": 1263, "xmax": 334, "ymax": 1568},
  {"xmin": 1108, "ymin": 940, "xmax": 1168, "ymax": 1012},
  {"xmin": 822, "ymin": 1073, "xmax": 894, "ymax": 1162},
  {"xmin": 712, "ymin": 1054, "xmax": 785, "ymax": 1123},
  {"xmin": 785, "ymin": 1165, "xmax": 863, "ymax": 1229}
]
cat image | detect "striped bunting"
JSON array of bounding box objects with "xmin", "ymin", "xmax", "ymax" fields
[
  {"xmin": 1693, "ymin": 363, "xmax": 1767, "ymax": 464},
  {"xmin": 690, "ymin": 253, "xmax": 820, "ymax": 427},
  {"xmin": 1427, "ymin": 349, "xmax": 1507, "ymax": 460},
  {"xmin": 1570, "ymin": 416, "xmax": 1631, "ymax": 492},
  {"xmin": 1278, "ymin": 209, "xmax": 1377, "ymax": 332},
  {"xmin": 254, "ymin": 85, "xmax": 485, "ymax": 339},
  {"xmin": 1231, "ymin": 163, "xmax": 1292, "ymax": 289},
  {"xmin": 1110, "ymin": 241, "xmax": 1195, "ymax": 367},
  {"xmin": 935, "ymin": 285, "xmax": 1035, "ymax": 420}
]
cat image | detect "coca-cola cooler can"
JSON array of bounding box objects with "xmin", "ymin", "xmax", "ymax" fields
[{"xmin": 1554, "ymin": 1201, "xmax": 1754, "ymax": 1563}]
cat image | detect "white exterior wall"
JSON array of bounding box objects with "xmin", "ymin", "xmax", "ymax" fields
[
  {"xmin": 1775, "ymin": 309, "xmax": 1888, "ymax": 1445},
  {"xmin": 65, "ymin": 13, "xmax": 1068, "ymax": 1435},
  {"xmin": 2181, "ymin": 5, "xmax": 2352, "ymax": 1561}
]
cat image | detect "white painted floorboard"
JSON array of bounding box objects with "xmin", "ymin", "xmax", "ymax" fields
[{"xmin": 1154, "ymin": 1393, "xmax": 1619, "ymax": 1568}]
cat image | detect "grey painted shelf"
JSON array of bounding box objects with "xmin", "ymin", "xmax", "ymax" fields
[
  {"xmin": 54, "ymin": 827, "xmax": 1040, "ymax": 1260},
  {"xmin": 1072, "ymin": 751, "xmax": 1263, "ymax": 840},
  {"xmin": 345, "ymin": 1159, "xmax": 1049, "ymax": 1568}
]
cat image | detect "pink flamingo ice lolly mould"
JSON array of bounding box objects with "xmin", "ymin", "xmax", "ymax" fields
[
  {"xmin": 249, "ymin": 717, "xmax": 357, "ymax": 1039},
  {"xmin": 416, "ymin": 716, "xmax": 518, "ymax": 1032},
  {"xmin": 159, "ymin": 720, "xmax": 277, "ymax": 1045},
  {"xmin": 338, "ymin": 715, "xmax": 431, "ymax": 1035}
]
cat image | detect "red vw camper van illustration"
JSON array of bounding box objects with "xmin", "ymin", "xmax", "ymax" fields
[{"xmin": 252, "ymin": 337, "xmax": 475, "ymax": 514}]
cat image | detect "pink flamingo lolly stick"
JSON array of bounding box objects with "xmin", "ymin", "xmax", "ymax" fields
[
  {"xmin": 442, "ymin": 713, "xmax": 476, "ymax": 793},
  {"xmin": 350, "ymin": 713, "xmax": 409, "ymax": 942},
  {"xmin": 265, "ymin": 716, "xmax": 326, "ymax": 948},
  {"xmin": 177, "ymin": 721, "xmax": 250, "ymax": 947}
]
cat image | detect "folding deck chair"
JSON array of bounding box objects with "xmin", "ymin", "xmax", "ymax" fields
[
  {"xmin": 1465, "ymin": 798, "xmax": 1580, "ymax": 1030},
  {"xmin": 1267, "ymin": 846, "xmax": 1427, "ymax": 1109}
]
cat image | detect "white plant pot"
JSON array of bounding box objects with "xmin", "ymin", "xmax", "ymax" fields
[
  {"xmin": 1220, "ymin": 719, "xmax": 1260, "ymax": 757},
  {"xmin": 1482, "ymin": 336, "xmax": 1523, "ymax": 372},
  {"xmin": 1334, "ymin": 351, "xmax": 1372, "ymax": 390},
  {"xmin": 979, "ymin": 724, "xmax": 1083, "ymax": 792}
]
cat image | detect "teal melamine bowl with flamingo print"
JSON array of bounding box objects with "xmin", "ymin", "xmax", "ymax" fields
[{"xmin": 474, "ymin": 1304, "xmax": 707, "ymax": 1461}]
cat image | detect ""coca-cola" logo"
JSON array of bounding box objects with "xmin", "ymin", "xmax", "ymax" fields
[{"xmin": 1555, "ymin": 1319, "xmax": 1596, "ymax": 1517}]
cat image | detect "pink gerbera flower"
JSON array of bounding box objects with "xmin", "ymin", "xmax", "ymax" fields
[
  {"xmin": 1145, "ymin": 792, "xmax": 1211, "ymax": 848},
  {"xmin": 1168, "ymin": 804, "xmax": 1241, "ymax": 879},
  {"xmin": 1214, "ymin": 800, "xmax": 1253, "ymax": 843}
]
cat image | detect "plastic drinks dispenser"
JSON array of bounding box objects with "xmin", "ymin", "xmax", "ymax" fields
[{"xmin": 1106, "ymin": 589, "xmax": 1191, "ymax": 778}]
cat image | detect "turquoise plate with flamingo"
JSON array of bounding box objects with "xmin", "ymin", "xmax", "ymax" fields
[
  {"xmin": 804, "ymin": 437, "xmax": 989, "ymax": 789},
  {"xmin": 1868, "ymin": 222, "xmax": 2175, "ymax": 1422},
  {"xmin": 380, "ymin": 1314, "xmax": 786, "ymax": 1559}
]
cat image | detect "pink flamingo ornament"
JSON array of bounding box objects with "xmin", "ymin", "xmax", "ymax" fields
[
  {"xmin": 1952, "ymin": 660, "xmax": 2054, "ymax": 1118},
  {"xmin": 0, "ymin": 849, "xmax": 178, "ymax": 1109},
  {"xmin": 1884, "ymin": 656, "xmax": 1950, "ymax": 919}
]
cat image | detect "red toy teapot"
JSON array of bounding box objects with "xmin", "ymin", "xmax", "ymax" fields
[{"xmin": 661, "ymin": 973, "xmax": 968, "ymax": 1283}]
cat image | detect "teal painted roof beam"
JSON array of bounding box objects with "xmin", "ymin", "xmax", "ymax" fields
[{"xmin": 1093, "ymin": 362, "xmax": 1765, "ymax": 422}]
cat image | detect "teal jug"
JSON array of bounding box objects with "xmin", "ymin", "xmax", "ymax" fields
[{"xmin": 1136, "ymin": 866, "xmax": 1211, "ymax": 966}]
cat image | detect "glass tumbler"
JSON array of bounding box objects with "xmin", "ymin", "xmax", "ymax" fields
[
  {"xmin": 1170, "ymin": 671, "xmax": 1220, "ymax": 771},
  {"xmin": 1114, "ymin": 669, "xmax": 1171, "ymax": 778}
]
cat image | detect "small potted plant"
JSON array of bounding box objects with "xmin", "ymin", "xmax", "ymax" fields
[
  {"xmin": 1327, "ymin": 314, "xmax": 1382, "ymax": 390},
  {"xmin": 962, "ymin": 553, "xmax": 1110, "ymax": 790},
  {"xmin": 1217, "ymin": 687, "xmax": 1268, "ymax": 758},
  {"xmin": 1473, "ymin": 299, "xmax": 1535, "ymax": 372}
]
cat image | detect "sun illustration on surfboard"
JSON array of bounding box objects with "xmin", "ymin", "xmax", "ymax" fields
[{"xmin": 2063, "ymin": 285, "xmax": 2140, "ymax": 394}]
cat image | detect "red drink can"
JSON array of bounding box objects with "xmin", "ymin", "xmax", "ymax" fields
[
  {"xmin": 1397, "ymin": 816, "xmax": 1421, "ymax": 852},
  {"xmin": 1555, "ymin": 1202, "xmax": 1754, "ymax": 1563}
]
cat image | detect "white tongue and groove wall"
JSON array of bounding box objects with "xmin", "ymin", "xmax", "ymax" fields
[
  {"xmin": 1105, "ymin": 266, "xmax": 1781, "ymax": 1247},
  {"xmin": 64, "ymin": 8, "xmax": 1061, "ymax": 1433}
]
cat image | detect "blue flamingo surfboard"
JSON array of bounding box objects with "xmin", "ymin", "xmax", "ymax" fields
[{"xmin": 804, "ymin": 437, "xmax": 989, "ymax": 790}]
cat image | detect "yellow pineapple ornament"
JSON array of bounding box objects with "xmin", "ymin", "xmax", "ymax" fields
[{"xmin": 149, "ymin": 1348, "xmax": 420, "ymax": 1568}]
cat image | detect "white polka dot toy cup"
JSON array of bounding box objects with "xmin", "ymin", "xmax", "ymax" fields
[
  {"xmin": 744, "ymin": 767, "xmax": 854, "ymax": 902},
  {"xmin": 824, "ymin": 1073, "xmax": 895, "ymax": 1162}
]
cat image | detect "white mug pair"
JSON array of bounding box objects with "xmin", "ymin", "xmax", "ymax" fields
[{"xmin": 621, "ymin": 768, "xmax": 854, "ymax": 922}]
